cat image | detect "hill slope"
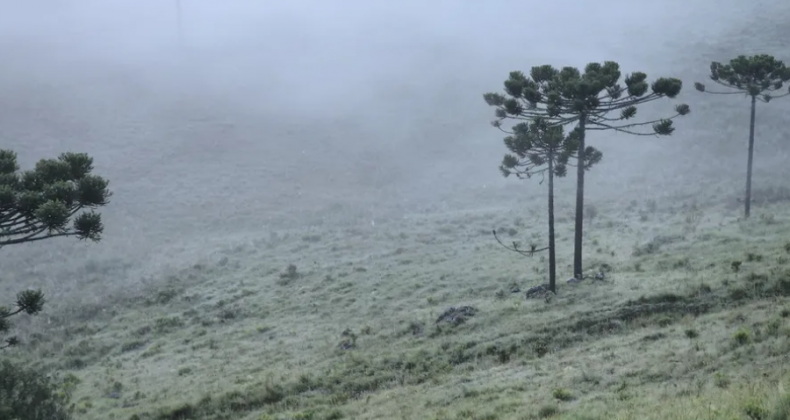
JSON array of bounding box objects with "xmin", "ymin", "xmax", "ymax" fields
[{"xmin": 6, "ymin": 175, "xmax": 790, "ymax": 420}]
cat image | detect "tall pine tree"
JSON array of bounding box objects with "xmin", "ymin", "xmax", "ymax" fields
[
  {"xmin": 498, "ymin": 118, "xmax": 601, "ymax": 292},
  {"xmin": 695, "ymin": 54, "xmax": 790, "ymax": 218},
  {"xmin": 485, "ymin": 61, "xmax": 689, "ymax": 278}
]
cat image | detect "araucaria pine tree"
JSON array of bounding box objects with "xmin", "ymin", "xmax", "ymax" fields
[
  {"xmin": 695, "ymin": 54, "xmax": 790, "ymax": 218},
  {"xmin": 498, "ymin": 118, "xmax": 601, "ymax": 293},
  {"xmin": 0, "ymin": 290, "xmax": 45, "ymax": 349},
  {"xmin": 0, "ymin": 149, "xmax": 110, "ymax": 247},
  {"xmin": 0, "ymin": 149, "xmax": 111, "ymax": 349},
  {"xmin": 484, "ymin": 62, "xmax": 689, "ymax": 278}
]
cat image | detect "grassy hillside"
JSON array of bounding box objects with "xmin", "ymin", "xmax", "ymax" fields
[
  {"xmin": 5, "ymin": 175, "xmax": 790, "ymax": 420},
  {"xmin": 3, "ymin": 3, "xmax": 790, "ymax": 420}
]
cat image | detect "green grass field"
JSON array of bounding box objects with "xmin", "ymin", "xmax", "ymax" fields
[{"xmin": 5, "ymin": 178, "xmax": 790, "ymax": 420}]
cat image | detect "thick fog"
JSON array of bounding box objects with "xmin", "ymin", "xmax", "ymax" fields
[{"xmin": 1, "ymin": 1, "xmax": 789, "ymax": 301}]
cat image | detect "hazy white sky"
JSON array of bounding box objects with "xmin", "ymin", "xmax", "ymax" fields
[{"xmin": 0, "ymin": 0, "xmax": 787, "ymax": 229}]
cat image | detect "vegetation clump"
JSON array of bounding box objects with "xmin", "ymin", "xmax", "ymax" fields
[
  {"xmin": 436, "ymin": 306, "xmax": 477, "ymax": 326},
  {"xmin": 733, "ymin": 327, "xmax": 751, "ymax": 345},
  {"xmin": 552, "ymin": 387, "xmax": 574, "ymax": 401},
  {"xmin": 0, "ymin": 360, "xmax": 74, "ymax": 420},
  {"xmin": 277, "ymin": 264, "xmax": 301, "ymax": 285}
]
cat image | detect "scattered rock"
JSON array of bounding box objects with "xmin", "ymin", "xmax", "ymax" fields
[
  {"xmin": 436, "ymin": 306, "xmax": 477, "ymax": 326},
  {"xmin": 339, "ymin": 328, "xmax": 357, "ymax": 350},
  {"xmin": 526, "ymin": 284, "xmax": 552, "ymax": 298},
  {"xmin": 566, "ymin": 277, "xmax": 581, "ymax": 284}
]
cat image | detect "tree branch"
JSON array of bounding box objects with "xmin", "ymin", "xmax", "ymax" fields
[
  {"xmin": 586, "ymin": 126, "xmax": 659, "ymax": 136},
  {"xmin": 0, "ymin": 230, "xmax": 77, "ymax": 247},
  {"xmin": 596, "ymin": 94, "xmax": 664, "ymax": 112},
  {"xmin": 700, "ymin": 90, "xmax": 743, "ymax": 95},
  {"xmin": 710, "ymin": 78, "xmax": 744, "ymax": 90},
  {"xmin": 0, "ymin": 307, "xmax": 24, "ymax": 319},
  {"xmin": 0, "ymin": 205, "xmax": 84, "ymax": 238},
  {"xmin": 512, "ymin": 166, "xmax": 550, "ymax": 179},
  {"xmin": 0, "ymin": 213, "xmax": 28, "ymax": 228},
  {"xmin": 759, "ymin": 91, "xmax": 790, "ymax": 102},
  {"xmin": 492, "ymin": 230, "xmax": 548, "ymax": 257},
  {"xmin": 587, "ymin": 110, "xmax": 684, "ymax": 135}
]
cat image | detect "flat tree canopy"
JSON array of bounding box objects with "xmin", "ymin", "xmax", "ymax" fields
[
  {"xmin": 695, "ymin": 54, "xmax": 790, "ymax": 101},
  {"xmin": 0, "ymin": 149, "xmax": 111, "ymax": 247}
]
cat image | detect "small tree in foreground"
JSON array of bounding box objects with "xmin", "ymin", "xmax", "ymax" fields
[
  {"xmin": 496, "ymin": 118, "xmax": 601, "ymax": 293},
  {"xmin": 0, "ymin": 290, "xmax": 45, "ymax": 349},
  {"xmin": 695, "ymin": 54, "xmax": 790, "ymax": 218},
  {"xmin": 0, "ymin": 149, "xmax": 111, "ymax": 347},
  {"xmin": 484, "ymin": 61, "xmax": 689, "ymax": 278}
]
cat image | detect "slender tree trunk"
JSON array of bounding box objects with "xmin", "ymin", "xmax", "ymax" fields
[
  {"xmin": 745, "ymin": 95, "xmax": 757, "ymax": 218},
  {"xmin": 573, "ymin": 117, "xmax": 587, "ymax": 279},
  {"xmin": 547, "ymin": 151, "xmax": 556, "ymax": 293}
]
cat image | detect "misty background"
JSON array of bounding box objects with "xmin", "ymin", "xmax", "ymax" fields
[{"xmin": 1, "ymin": 1, "xmax": 789, "ymax": 312}]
